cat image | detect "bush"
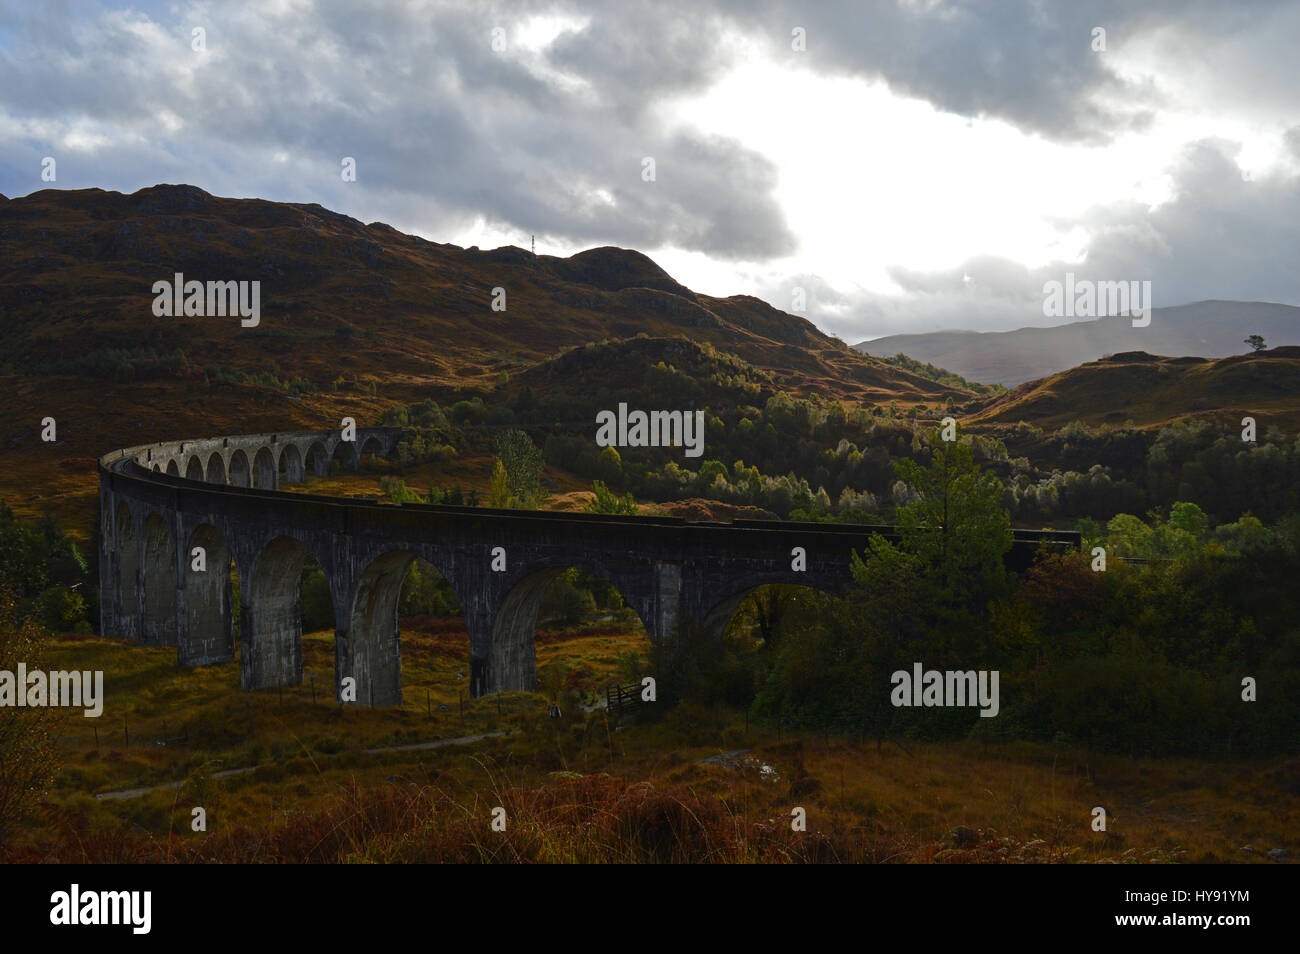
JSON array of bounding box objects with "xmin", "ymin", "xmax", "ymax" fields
[
  {"xmin": 36, "ymin": 586, "xmax": 86, "ymax": 633},
  {"xmin": 539, "ymin": 571, "xmax": 596, "ymax": 627},
  {"xmin": 584, "ymin": 480, "xmax": 638, "ymax": 515},
  {"xmin": 399, "ymin": 561, "xmax": 461, "ymax": 617},
  {"xmin": 300, "ymin": 567, "xmax": 334, "ymax": 632},
  {"xmin": 0, "ymin": 589, "xmax": 58, "ymax": 841}
]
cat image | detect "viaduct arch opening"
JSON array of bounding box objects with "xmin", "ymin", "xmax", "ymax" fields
[
  {"xmin": 491, "ymin": 566, "xmax": 650, "ymax": 698},
  {"xmin": 330, "ymin": 440, "xmax": 357, "ymax": 474},
  {"xmin": 393, "ymin": 557, "xmax": 468, "ymax": 708},
  {"xmin": 229, "ymin": 449, "xmax": 251, "ymax": 487},
  {"xmin": 305, "ymin": 441, "xmax": 329, "ymax": 477},
  {"xmin": 278, "ymin": 444, "xmax": 304, "ymax": 484},
  {"xmin": 205, "ymin": 452, "xmax": 226, "ymax": 484},
  {"xmin": 706, "ymin": 582, "xmax": 835, "ymax": 648},
  {"xmin": 340, "ymin": 553, "xmax": 469, "ymax": 707},
  {"xmin": 358, "ymin": 435, "xmax": 384, "ymax": 470}
]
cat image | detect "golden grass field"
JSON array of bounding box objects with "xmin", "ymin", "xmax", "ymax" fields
[{"xmin": 8, "ymin": 619, "xmax": 1296, "ymax": 863}]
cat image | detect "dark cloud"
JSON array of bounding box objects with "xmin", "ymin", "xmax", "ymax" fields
[
  {"xmin": 710, "ymin": 0, "xmax": 1293, "ymax": 143},
  {"xmin": 0, "ymin": 0, "xmax": 1296, "ymax": 321},
  {"xmin": 0, "ymin": 0, "xmax": 794, "ymax": 258},
  {"xmin": 1079, "ymin": 138, "xmax": 1300, "ymax": 306}
]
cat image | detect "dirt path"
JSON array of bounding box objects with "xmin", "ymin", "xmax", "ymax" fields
[{"xmin": 93, "ymin": 730, "xmax": 511, "ymax": 801}]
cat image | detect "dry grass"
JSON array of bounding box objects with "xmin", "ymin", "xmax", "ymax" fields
[{"xmin": 7, "ymin": 621, "xmax": 1295, "ymax": 863}]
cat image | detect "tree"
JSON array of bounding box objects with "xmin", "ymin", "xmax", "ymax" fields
[
  {"xmin": 493, "ymin": 430, "xmax": 544, "ymax": 506},
  {"xmin": 487, "ymin": 459, "xmax": 512, "ymax": 508},
  {"xmin": 584, "ymin": 480, "xmax": 638, "ymax": 515},
  {"xmin": 863, "ymin": 434, "xmax": 1011, "ymax": 594},
  {"xmin": 1244, "ymin": 334, "xmax": 1266, "ymax": 352},
  {"xmin": 743, "ymin": 584, "xmax": 801, "ymax": 653},
  {"xmin": 594, "ymin": 446, "xmax": 623, "ymax": 486},
  {"xmin": 849, "ymin": 429, "xmax": 1013, "ymax": 665},
  {"xmin": 0, "ymin": 589, "xmax": 58, "ymax": 841}
]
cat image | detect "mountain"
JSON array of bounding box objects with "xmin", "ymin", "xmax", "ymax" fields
[
  {"xmin": 0, "ymin": 184, "xmax": 977, "ymax": 524},
  {"xmin": 0, "ymin": 184, "xmax": 963, "ymax": 405},
  {"xmin": 967, "ymin": 347, "xmax": 1300, "ymax": 430},
  {"xmin": 856, "ymin": 300, "xmax": 1300, "ymax": 386}
]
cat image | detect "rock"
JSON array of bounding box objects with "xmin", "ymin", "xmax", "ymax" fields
[
  {"xmin": 1268, "ymin": 849, "xmax": 1287, "ymax": 861},
  {"xmin": 949, "ymin": 826, "xmax": 978, "ymax": 848}
]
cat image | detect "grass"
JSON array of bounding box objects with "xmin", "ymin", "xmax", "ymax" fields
[
  {"xmin": 33, "ymin": 617, "xmax": 650, "ymax": 797},
  {"xmin": 5, "ymin": 619, "xmax": 1296, "ymax": 862}
]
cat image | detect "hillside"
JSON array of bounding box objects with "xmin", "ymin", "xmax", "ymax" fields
[
  {"xmin": 967, "ymin": 347, "xmax": 1300, "ymax": 430},
  {"xmin": 0, "ymin": 184, "xmax": 960, "ymax": 402},
  {"xmin": 857, "ymin": 300, "xmax": 1300, "ymax": 386},
  {"xmin": 0, "ymin": 184, "xmax": 967, "ymax": 525}
]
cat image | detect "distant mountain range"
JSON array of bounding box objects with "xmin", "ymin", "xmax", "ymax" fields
[{"xmin": 856, "ymin": 301, "xmax": 1300, "ymax": 386}]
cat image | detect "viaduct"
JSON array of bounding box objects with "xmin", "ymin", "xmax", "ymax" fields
[{"xmin": 98, "ymin": 427, "xmax": 1080, "ymax": 706}]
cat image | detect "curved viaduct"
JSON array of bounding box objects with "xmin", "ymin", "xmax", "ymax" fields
[{"xmin": 98, "ymin": 427, "xmax": 1079, "ymax": 706}]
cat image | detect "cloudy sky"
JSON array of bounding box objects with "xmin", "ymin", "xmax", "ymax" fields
[{"xmin": 2, "ymin": 0, "xmax": 1298, "ymax": 341}]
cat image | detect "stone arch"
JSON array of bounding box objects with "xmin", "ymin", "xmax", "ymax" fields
[
  {"xmin": 229, "ymin": 449, "xmax": 251, "ymax": 487},
  {"xmin": 358, "ymin": 435, "xmax": 384, "ymax": 467},
  {"xmin": 151, "ymin": 463, "xmax": 162, "ymax": 472},
  {"xmin": 278, "ymin": 444, "xmax": 304, "ymax": 484},
  {"xmin": 166, "ymin": 459, "xmax": 181, "ymax": 477},
  {"xmin": 182, "ymin": 524, "xmax": 234, "ymax": 666},
  {"xmin": 345, "ymin": 550, "xmax": 416, "ymax": 706},
  {"xmin": 242, "ymin": 535, "xmax": 324, "ymax": 690},
  {"xmin": 331, "ymin": 439, "xmax": 358, "ymax": 472},
  {"xmin": 699, "ymin": 580, "xmax": 836, "ymax": 644},
  {"xmin": 115, "ymin": 501, "xmax": 138, "ymax": 639},
  {"xmin": 305, "ymin": 441, "xmax": 329, "ymax": 477},
  {"xmin": 142, "ymin": 512, "xmax": 178, "ymax": 646},
  {"xmin": 489, "ymin": 565, "xmax": 648, "ymax": 695},
  {"xmin": 185, "ymin": 455, "xmax": 204, "ymax": 480},
  {"xmin": 205, "ymin": 452, "xmax": 226, "ymax": 483},
  {"xmin": 252, "ymin": 446, "xmax": 276, "ymax": 489}
]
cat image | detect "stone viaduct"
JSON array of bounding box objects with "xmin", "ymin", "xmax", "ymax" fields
[{"xmin": 98, "ymin": 427, "xmax": 1080, "ymax": 706}]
